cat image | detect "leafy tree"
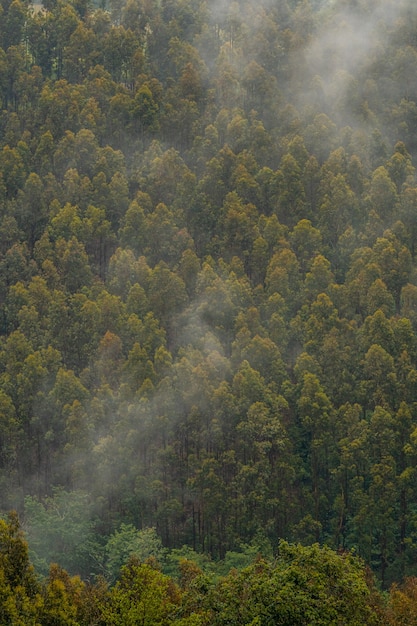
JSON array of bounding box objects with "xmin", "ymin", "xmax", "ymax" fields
[
  {"xmin": 276, "ymin": 153, "xmax": 307, "ymax": 226},
  {"xmin": 105, "ymin": 525, "xmax": 165, "ymax": 581},
  {"xmin": 208, "ymin": 542, "xmax": 383, "ymax": 626},
  {"xmin": 0, "ymin": 512, "xmax": 41, "ymax": 625},
  {"xmin": 388, "ymin": 577, "xmax": 417, "ymax": 625},
  {"xmin": 366, "ymin": 166, "xmax": 399, "ymax": 223},
  {"xmin": 40, "ymin": 564, "xmax": 84, "ymax": 626},
  {"xmin": 54, "ymin": 237, "xmax": 93, "ymax": 292},
  {"xmin": 290, "ymin": 218, "xmax": 322, "ymax": 273},
  {"xmin": 297, "ymin": 371, "xmax": 336, "ymax": 532},
  {"xmin": 148, "ymin": 262, "xmax": 188, "ymax": 329},
  {"xmin": 24, "ymin": 489, "xmax": 97, "ymax": 578},
  {"xmin": 102, "ymin": 559, "xmax": 181, "ymax": 625}
]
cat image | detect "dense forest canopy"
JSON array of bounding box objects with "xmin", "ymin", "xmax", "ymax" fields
[{"xmin": 2, "ymin": 0, "xmax": 417, "ymax": 610}]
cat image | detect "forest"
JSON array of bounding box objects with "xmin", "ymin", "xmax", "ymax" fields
[{"xmin": 2, "ymin": 0, "xmax": 417, "ymax": 620}]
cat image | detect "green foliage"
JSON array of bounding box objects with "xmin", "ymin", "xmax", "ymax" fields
[
  {"xmin": 102, "ymin": 559, "xmax": 181, "ymax": 626},
  {"xmin": 24, "ymin": 490, "xmax": 98, "ymax": 578},
  {"xmin": 0, "ymin": 512, "xmax": 42, "ymax": 625},
  {"xmin": 1, "ymin": 0, "xmax": 417, "ymax": 601},
  {"xmin": 208, "ymin": 542, "xmax": 383, "ymax": 626},
  {"xmin": 105, "ymin": 525, "xmax": 166, "ymax": 581}
]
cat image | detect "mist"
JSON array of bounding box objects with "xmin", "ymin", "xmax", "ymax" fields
[{"xmin": 297, "ymin": 0, "xmax": 417, "ymax": 128}]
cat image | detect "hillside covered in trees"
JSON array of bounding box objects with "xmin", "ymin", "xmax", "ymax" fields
[{"xmin": 2, "ymin": 0, "xmax": 417, "ymax": 606}]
